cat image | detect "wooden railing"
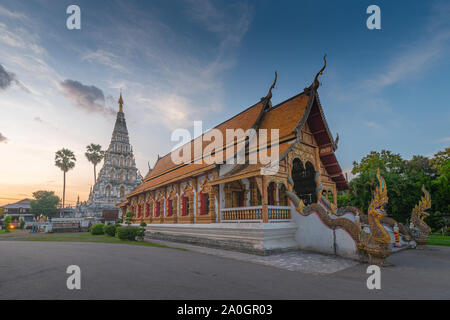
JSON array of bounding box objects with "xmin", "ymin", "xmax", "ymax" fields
[
  {"xmin": 221, "ymin": 205, "xmax": 291, "ymax": 222},
  {"xmin": 221, "ymin": 206, "xmax": 262, "ymax": 221},
  {"xmin": 268, "ymin": 206, "xmax": 291, "ymax": 220}
]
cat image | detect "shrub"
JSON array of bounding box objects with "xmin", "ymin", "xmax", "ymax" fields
[
  {"xmin": 19, "ymin": 220, "xmax": 25, "ymax": 229},
  {"xmin": 117, "ymin": 226, "xmax": 139, "ymax": 241},
  {"xmin": 125, "ymin": 211, "xmax": 134, "ymax": 225},
  {"xmin": 104, "ymin": 224, "xmax": 116, "ymax": 237},
  {"xmin": 136, "ymin": 227, "xmax": 145, "ymax": 239},
  {"xmin": 140, "ymin": 222, "xmax": 147, "ymax": 227},
  {"xmin": 90, "ymin": 223, "xmax": 104, "ymax": 235},
  {"xmin": 116, "ymin": 219, "xmax": 122, "ymax": 225}
]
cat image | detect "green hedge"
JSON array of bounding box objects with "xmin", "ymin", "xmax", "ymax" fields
[
  {"xmin": 104, "ymin": 224, "xmax": 116, "ymax": 237},
  {"xmin": 117, "ymin": 226, "xmax": 139, "ymax": 241},
  {"xmin": 90, "ymin": 223, "xmax": 104, "ymax": 235}
]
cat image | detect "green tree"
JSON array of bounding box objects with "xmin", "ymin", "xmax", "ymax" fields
[
  {"xmin": 85, "ymin": 143, "xmax": 105, "ymax": 184},
  {"xmin": 431, "ymin": 147, "xmax": 450, "ymax": 171},
  {"xmin": 340, "ymin": 149, "xmax": 449, "ymax": 225},
  {"xmin": 2, "ymin": 216, "xmax": 11, "ymax": 232},
  {"xmin": 352, "ymin": 150, "xmax": 404, "ymax": 175},
  {"xmin": 431, "ymin": 160, "xmax": 450, "ymax": 217},
  {"xmin": 55, "ymin": 148, "xmax": 76, "ymax": 210},
  {"xmin": 30, "ymin": 191, "xmax": 60, "ymax": 217},
  {"xmin": 344, "ymin": 150, "xmax": 424, "ymax": 223}
]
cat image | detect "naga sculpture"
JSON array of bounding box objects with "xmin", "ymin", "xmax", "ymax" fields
[
  {"xmin": 286, "ymin": 167, "xmax": 393, "ymax": 266},
  {"xmin": 409, "ymin": 185, "xmax": 432, "ymax": 245},
  {"xmin": 285, "ymin": 173, "xmax": 361, "ymax": 245},
  {"xmin": 357, "ymin": 169, "xmax": 392, "ymax": 266}
]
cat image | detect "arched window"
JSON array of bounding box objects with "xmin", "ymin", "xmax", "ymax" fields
[
  {"xmin": 291, "ymin": 158, "xmax": 317, "ymax": 205},
  {"xmin": 120, "ymin": 186, "xmax": 125, "ymax": 198},
  {"xmin": 106, "ymin": 185, "xmax": 111, "ymax": 197}
]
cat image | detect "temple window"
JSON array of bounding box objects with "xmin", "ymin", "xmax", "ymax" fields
[
  {"xmin": 106, "ymin": 185, "xmax": 111, "ymax": 197},
  {"xmin": 120, "ymin": 186, "xmax": 125, "ymax": 198},
  {"xmin": 267, "ymin": 182, "xmax": 276, "ymax": 205},
  {"xmin": 168, "ymin": 199, "xmax": 173, "ymax": 216},
  {"xmin": 279, "ymin": 184, "xmax": 288, "ymax": 206},
  {"xmin": 155, "ymin": 201, "xmax": 161, "ymax": 217},
  {"xmin": 182, "ymin": 196, "xmax": 189, "ymax": 216},
  {"xmin": 225, "ymin": 181, "xmax": 246, "ymax": 208},
  {"xmin": 145, "ymin": 203, "xmax": 150, "ymax": 217},
  {"xmin": 200, "ymin": 193, "xmax": 210, "ymax": 215}
]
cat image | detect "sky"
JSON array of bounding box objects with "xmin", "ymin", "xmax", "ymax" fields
[{"xmin": 0, "ymin": 0, "xmax": 449, "ymax": 206}]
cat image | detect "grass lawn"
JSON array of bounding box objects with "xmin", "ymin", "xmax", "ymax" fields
[
  {"xmin": 428, "ymin": 234, "xmax": 450, "ymax": 246},
  {"xmin": 0, "ymin": 231, "xmax": 182, "ymax": 249},
  {"xmin": 0, "ymin": 229, "xmax": 17, "ymax": 235}
]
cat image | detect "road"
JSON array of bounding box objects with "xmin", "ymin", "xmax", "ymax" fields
[{"xmin": 0, "ymin": 241, "xmax": 449, "ymax": 299}]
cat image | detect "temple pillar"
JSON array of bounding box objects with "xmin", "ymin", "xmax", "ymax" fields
[{"xmin": 261, "ymin": 176, "xmax": 268, "ymax": 222}]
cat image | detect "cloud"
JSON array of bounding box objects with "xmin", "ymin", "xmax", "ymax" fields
[
  {"xmin": 0, "ymin": 5, "xmax": 28, "ymax": 21},
  {"xmin": 0, "ymin": 63, "xmax": 15, "ymax": 89},
  {"xmin": 60, "ymin": 79, "xmax": 114, "ymax": 116},
  {"xmin": 364, "ymin": 121, "xmax": 382, "ymax": 130},
  {"xmin": 0, "ymin": 132, "xmax": 8, "ymax": 143},
  {"xmin": 82, "ymin": 49, "xmax": 128, "ymax": 73},
  {"xmin": 436, "ymin": 137, "xmax": 450, "ymax": 143},
  {"xmin": 362, "ymin": 1, "xmax": 450, "ymax": 93}
]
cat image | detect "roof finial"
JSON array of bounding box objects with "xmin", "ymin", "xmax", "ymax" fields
[
  {"xmin": 118, "ymin": 89, "xmax": 124, "ymax": 113},
  {"xmin": 261, "ymin": 71, "xmax": 277, "ymax": 108},
  {"xmin": 313, "ymin": 54, "xmax": 327, "ymax": 89}
]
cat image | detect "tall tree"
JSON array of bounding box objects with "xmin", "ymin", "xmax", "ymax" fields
[
  {"xmin": 85, "ymin": 143, "xmax": 105, "ymax": 184},
  {"xmin": 30, "ymin": 191, "xmax": 60, "ymax": 217},
  {"xmin": 55, "ymin": 148, "xmax": 76, "ymax": 211},
  {"xmin": 431, "ymin": 147, "xmax": 450, "ymax": 171}
]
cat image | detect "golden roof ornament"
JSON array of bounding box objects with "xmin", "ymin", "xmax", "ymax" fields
[
  {"xmin": 261, "ymin": 71, "xmax": 277, "ymax": 108},
  {"xmin": 312, "ymin": 54, "xmax": 327, "ymax": 90},
  {"xmin": 118, "ymin": 91, "xmax": 124, "ymax": 113}
]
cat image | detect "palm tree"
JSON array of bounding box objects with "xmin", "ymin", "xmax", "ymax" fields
[
  {"xmin": 55, "ymin": 148, "xmax": 76, "ymax": 211},
  {"xmin": 85, "ymin": 143, "xmax": 105, "ymax": 184}
]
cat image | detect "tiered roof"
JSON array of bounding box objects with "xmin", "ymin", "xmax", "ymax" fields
[{"xmin": 124, "ymin": 58, "xmax": 347, "ymax": 201}]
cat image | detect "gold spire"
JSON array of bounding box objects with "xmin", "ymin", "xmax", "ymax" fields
[
  {"xmin": 312, "ymin": 54, "xmax": 327, "ymax": 89},
  {"xmin": 118, "ymin": 91, "xmax": 124, "ymax": 113}
]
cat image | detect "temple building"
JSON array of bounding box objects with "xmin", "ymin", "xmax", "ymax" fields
[
  {"xmin": 118, "ymin": 58, "xmax": 350, "ymax": 254},
  {"xmin": 82, "ymin": 94, "xmax": 142, "ymax": 217}
]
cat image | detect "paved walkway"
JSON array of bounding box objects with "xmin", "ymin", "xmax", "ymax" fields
[
  {"xmin": 147, "ymin": 239, "xmax": 359, "ymax": 274},
  {"xmin": 1, "ymin": 241, "xmax": 449, "ymax": 299}
]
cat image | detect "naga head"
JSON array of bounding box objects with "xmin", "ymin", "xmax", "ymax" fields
[
  {"xmin": 369, "ymin": 169, "xmax": 388, "ymax": 219},
  {"xmin": 413, "ymin": 185, "xmax": 431, "ymax": 221}
]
